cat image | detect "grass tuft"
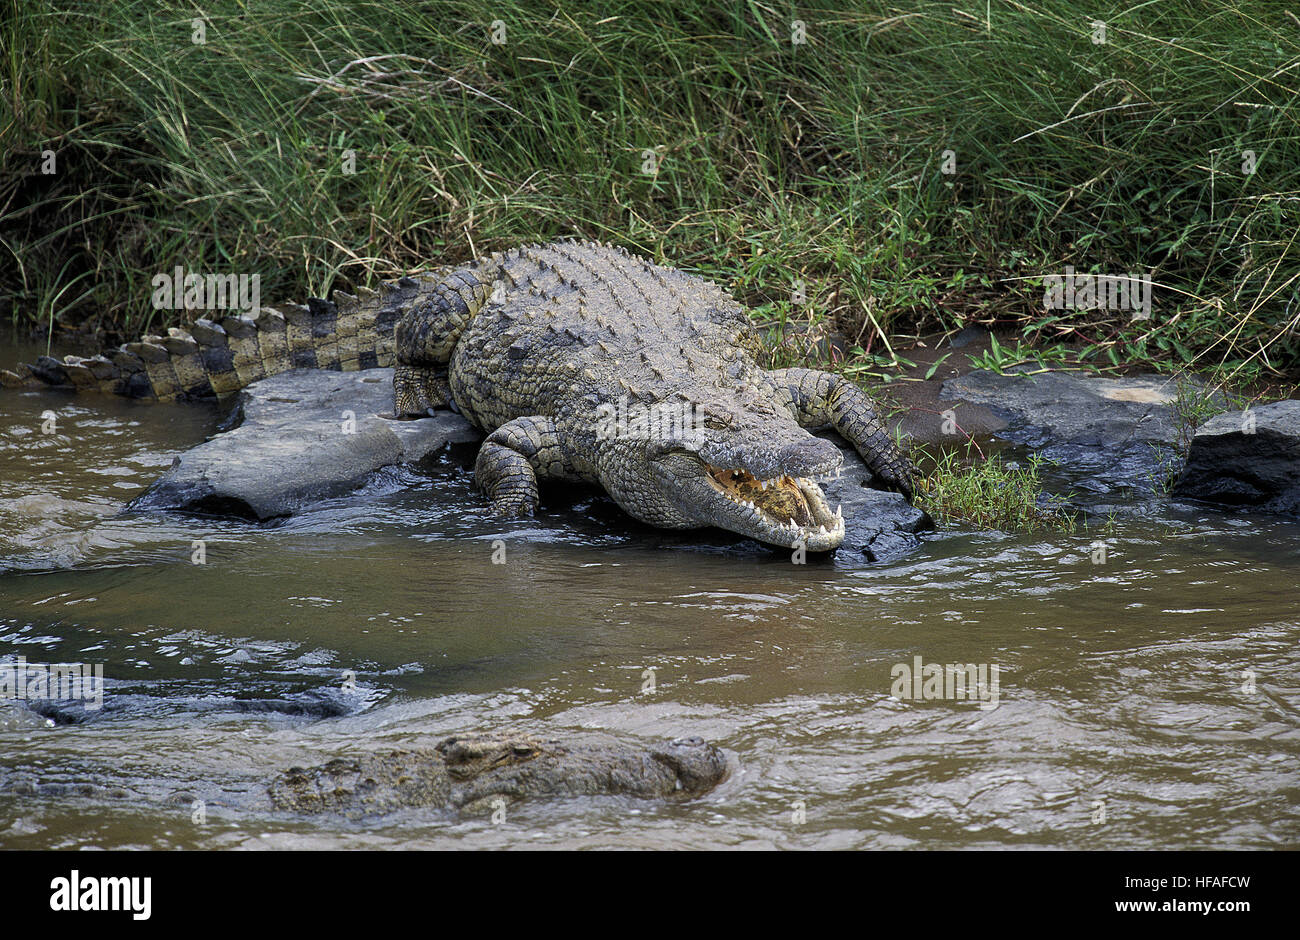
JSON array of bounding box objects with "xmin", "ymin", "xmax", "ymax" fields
[{"xmin": 919, "ymin": 445, "xmax": 1079, "ymax": 534}]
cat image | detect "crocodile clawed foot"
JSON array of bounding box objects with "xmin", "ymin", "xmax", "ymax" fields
[
  {"xmin": 879, "ymin": 470, "xmax": 917, "ymax": 502},
  {"xmin": 490, "ymin": 496, "xmax": 539, "ymax": 517},
  {"xmin": 393, "ymin": 365, "xmax": 450, "ymax": 417},
  {"xmin": 865, "ymin": 454, "xmax": 919, "ymax": 503}
]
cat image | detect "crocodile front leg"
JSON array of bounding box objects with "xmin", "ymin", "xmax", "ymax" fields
[
  {"xmin": 768, "ymin": 367, "xmax": 917, "ymax": 499},
  {"xmin": 474, "ymin": 416, "xmax": 573, "ymax": 515}
]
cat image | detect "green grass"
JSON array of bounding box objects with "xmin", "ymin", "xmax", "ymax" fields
[
  {"xmin": 918, "ymin": 444, "xmax": 1079, "ymax": 534},
  {"xmin": 3, "ymin": 0, "xmax": 1298, "ymax": 383}
]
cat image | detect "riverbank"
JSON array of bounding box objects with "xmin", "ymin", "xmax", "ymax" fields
[{"xmin": 4, "ymin": 1, "xmax": 1298, "ymax": 388}]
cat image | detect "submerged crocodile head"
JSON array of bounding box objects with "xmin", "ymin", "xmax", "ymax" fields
[
  {"xmin": 649, "ymin": 736, "xmax": 731, "ymax": 794},
  {"xmin": 598, "ymin": 390, "xmax": 848, "ymax": 551}
]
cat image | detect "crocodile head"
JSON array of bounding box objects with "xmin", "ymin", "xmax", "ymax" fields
[
  {"xmin": 437, "ymin": 733, "xmax": 545, "ymax": 779},
  {"xmin": 650, "ymin": 736, "xmax": 730, "ymax": 794},
  {"xmin": 599, "ymin": 393, "xmax": 847, "ymax": 550}
]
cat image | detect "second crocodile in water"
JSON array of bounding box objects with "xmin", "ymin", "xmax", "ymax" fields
[
  {"xmin": 3, "ymin": 733, "xmax": 730, "ymax": 818},
  {"xmin": 3, "ymin": 241, "xmax": 916, "ymax": 550},
  {"xmin": 269, "ymin": 733, "xmax": 729, "ymax": 817}
]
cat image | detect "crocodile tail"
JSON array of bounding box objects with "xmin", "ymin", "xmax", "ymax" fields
[{"xmin": 0, "ymin": 274, "xmax": 442, "ymax": 401}]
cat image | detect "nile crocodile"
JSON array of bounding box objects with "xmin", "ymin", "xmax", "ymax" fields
[
  {"xmin": 269, "ymin": 732, "xmax": 728, "ymax": 816},
  {"xmin": 2, "ymin": 732, "xmax": 729, "ymax": 818},
  {"xmin": 1, "ymin": 241, "xmax": 915, "ymax": 550}
]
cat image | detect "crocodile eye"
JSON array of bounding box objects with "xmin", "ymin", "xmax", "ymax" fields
[
  {"xmin": 512, "ymin": 746, "xmax": 536, "ymax": 757},
  {"xmin": 703, "ymin": 416, "xmax": 728, "ymax": 430}
]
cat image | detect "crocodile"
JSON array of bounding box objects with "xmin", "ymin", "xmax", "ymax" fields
[
  {"xmin": 1, "ymin": 240, "xmax": 915, "ymax": 550},
  {"xmin": 268, "ymin": 732, "xmax": 729, "ymax": 816},
  {"xmin": 2, "ymin": 732, "xmax": 730, "ymax": 818}
]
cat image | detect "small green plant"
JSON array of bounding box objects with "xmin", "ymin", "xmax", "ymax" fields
[
  {"xmin": 1168, "ymin": 374, "xmax": 1256, "ymax": 454},
  {"xmin": 965, "ymin": 335, "xmax": 1098, "ymax": 376},
  {"xmin": 1142, "ymin": 441, "xmax": 1182, "ymax": 495},
  {"xmin": 918, "ymin": 445, "xmax": 1078, "ymax": 534},
  {"xmin": 1143, "ymin": 374, "xmax": 1254, "ymax": 493},
  {"xmin": 841, "ymin": 349, "xmax": 918, "ymax": 383}
]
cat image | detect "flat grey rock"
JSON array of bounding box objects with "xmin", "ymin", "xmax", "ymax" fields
[
  {"xmin": 817, "ymin": 432, "xmax": 934, "ymax": 561},
  {"xmin": 130, "ymin": 368, "xmax": 478, "ymax": 520},
  {"xmin": 941, "ymin": 369, "xmax": 1201, "ymax": 491},
  {"xmin": 1173, "ymin": 400, "xmax": 1300, "ymax": 515}
]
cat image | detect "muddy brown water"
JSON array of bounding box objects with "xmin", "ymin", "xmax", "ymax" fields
[{"xmin": 0, "ymin": 332, "xmax": 1297, "ymax": 849}]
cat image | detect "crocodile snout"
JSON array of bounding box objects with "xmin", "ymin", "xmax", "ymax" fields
[
  {"xmin": 778, "ymin": 437, "xmax": 842, "ymax": 476},
  {"xmin": 655, "ymin": 736, "xmax": 729, "ymax": 793}
]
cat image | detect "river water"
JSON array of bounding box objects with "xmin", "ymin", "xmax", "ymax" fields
[{"xmin": 0, "ymin": 333, "xmax": 1296, "ymax": 849}]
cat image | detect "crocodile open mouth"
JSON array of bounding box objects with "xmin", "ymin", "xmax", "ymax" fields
[{"xmin": 703, "ymin": 463, "xmax": 845, "ymax": 550}]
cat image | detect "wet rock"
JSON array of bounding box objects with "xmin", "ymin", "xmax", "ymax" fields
[
  {"xmin": 945, "ymin": 325, "xmax": 991, "ymax": 350},
  {"xmin": 818, "ymin": 432, "xmax": 934, "ymax": 561},
  {"xmin": 1172, "ymin": 400, "xmax": 1300, "ymax": 515},
  {"xmin": 940, "ymin": 369, "xmax": 1203, "ymax": 491},
  {"xmin": 129, "ymin": 368, "xmax": 478, "ymax": 520}
]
